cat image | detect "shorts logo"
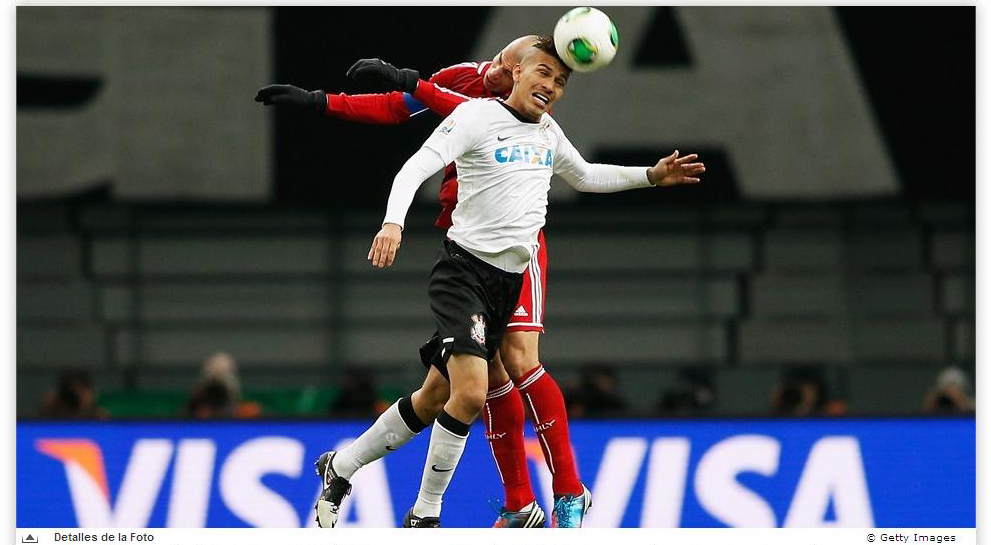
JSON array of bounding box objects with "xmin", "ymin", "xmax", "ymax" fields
[
  {"xmin": 514, "ymin": 305, "xmax": 529, "ymax": 317},
  {"xmin": 470, "ymin": 314, "xmax": 486, "ymax": 346}
]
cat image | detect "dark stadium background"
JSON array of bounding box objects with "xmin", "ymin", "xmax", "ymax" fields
[
  {"xmin": 17, "ymin": 6, "xmax": 974, "ymax": 418},
  {"xmin": 273, "ymin": 7, "xmax": 973, "ymax": 205}
]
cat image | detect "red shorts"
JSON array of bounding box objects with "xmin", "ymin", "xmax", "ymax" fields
[{"xmin": 506, "ymin": 230, "xmax": 547, "ymax": 333}]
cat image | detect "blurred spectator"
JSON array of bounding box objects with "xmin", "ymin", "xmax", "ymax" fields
[
  {"xmin": 39, "ymin": 370, "xmax": 109, "ymax": 419},
  {"xmin": 566, "ymin": 364, "xmax": 628, "ymax": 418},
  {"xmin": 185, "ymin": 352, "xmax": 260, "ymax": 418},
  {"xmin": 329, "ymin": 368, "xmax": 389, "ymax": 417},
  {"xmin": 657, "ymin": 367, "xmax": 715, "ymax": 416},
  {"xmin": 924, "ymin": 366, "xmax": 975, "ymax": 414},
  {"xmin": 770, "ymin": 365, "xmax": 845, "ymax": 416}
]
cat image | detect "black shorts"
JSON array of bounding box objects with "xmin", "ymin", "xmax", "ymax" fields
[{"xmin": 418, "ymin": 239, "xmax": 525, "ymax": 380}]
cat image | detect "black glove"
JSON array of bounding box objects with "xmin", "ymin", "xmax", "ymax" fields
[
  {"xmin": 346, "ymin": 58, "xmax": 420, "ymax": 94},
  {"xmin": 254, "ymin": 84, "xmax": 326, "ymax": 114}
]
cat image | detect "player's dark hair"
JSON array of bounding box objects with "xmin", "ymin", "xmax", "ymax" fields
[{"xmin": 531, "ymin": 35, "xmax": 572, "ymax": 76}]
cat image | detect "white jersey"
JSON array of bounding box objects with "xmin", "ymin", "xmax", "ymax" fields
[{"xmin": 384, "ymin": 99, "xmax": 653, "ymax": 272}]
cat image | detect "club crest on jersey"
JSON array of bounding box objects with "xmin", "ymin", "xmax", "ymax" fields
[
  {"xmin": 494, "ymin": 145, "xmax": 553, "ymax": 167},
  {"xmin": 470, "ymin": 314, "xmax": 486, "ymax": 346}
]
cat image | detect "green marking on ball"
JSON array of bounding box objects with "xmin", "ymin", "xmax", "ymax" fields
[
  {"xmin": 568, "ymin": 38, "xmax": 597, "ymax": 64},
  {"xmin": 610, "ymin": 22, "xmax": 619, "ymax": 48}
]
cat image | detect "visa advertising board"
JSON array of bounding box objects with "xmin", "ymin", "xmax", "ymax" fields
[{"xmin": 16, "ymin": 418, "xmax": 974, "ymax": 528}]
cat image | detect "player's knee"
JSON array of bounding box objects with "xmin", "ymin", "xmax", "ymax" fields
[{"xmin": 450, "ymin": 388, "xmax": 487, "ymax": 418}]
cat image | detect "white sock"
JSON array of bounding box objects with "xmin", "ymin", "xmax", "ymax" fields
[
  {"xmin": 332, "ymin": 398, "xmax": 424, "ymax": 480},
  {"xmin": 412, "ymin": 410, "xmax": 470, "ymax": 518}
]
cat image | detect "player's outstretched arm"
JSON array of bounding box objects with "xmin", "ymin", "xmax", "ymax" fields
[
  {"xmin": 647, "ymin": 150, "xmax": 705, "ymax": 186},
  {"xmin": 555, "ymin": 136, "xmax": 704, "ymax": 193},
  {"xmin": 552, "ymin": 121, "xmax": 704, "ymax": 193},
  {"xmin": 255, "ymin": 79, "xmax": 419, "ymax": 125}
]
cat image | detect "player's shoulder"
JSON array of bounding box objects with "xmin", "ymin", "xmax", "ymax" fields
[
  {"xmin": 431, "ymin": 61, "xmax": 491, "ymax": 79},
  {"xmin": 451, "ymin": 97, "xmax": 500, "ymax": 115}
]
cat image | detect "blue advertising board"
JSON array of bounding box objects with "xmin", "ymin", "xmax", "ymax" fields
[{"xmin": 16, "ymin": 418, "xmax": 974, "ymax": 528}]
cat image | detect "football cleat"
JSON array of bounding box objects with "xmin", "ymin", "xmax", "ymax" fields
[
  {"xmin": 314, "ymin": 451, "xmax": 352, "ymax": 528},
  {"xmin": 402, "ymin": 509, "xmax": 441, "ymax": 528},
  {"xmin": 492, "ymin": 500, "xmax": 546, "ymax": 528},
  {"xmin": 551, "ymin": 484, "xmax": 592, "ymax": 528}
]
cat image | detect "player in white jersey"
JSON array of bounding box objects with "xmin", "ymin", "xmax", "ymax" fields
[{"xmin": 315, "ymin": 36, "xmax": 704, "ymax": 528}]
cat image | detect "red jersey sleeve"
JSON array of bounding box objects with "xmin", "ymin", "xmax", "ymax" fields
[
  {"xmin": 410, "ymin": 62, "xmax": 490, "ymax": 117},
  {"xmin": 411, "ymin": 80, "xmax": 471, "ymax": 118},
  {"xmin": 428, "ymin": 64, "xmax": 466, "ymax": 88},
  {"xmin": 323, "ymin": 62, "xmax": 488, "ymax": 124},
  {"xmin": 324, "ymin": 92, "xmax": 412, "ymax": 125}
]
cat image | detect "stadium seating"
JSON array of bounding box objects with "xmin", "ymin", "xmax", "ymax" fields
[{"xmin": 16, "ymin": 200, "xmax": 974, "ymax": 416}]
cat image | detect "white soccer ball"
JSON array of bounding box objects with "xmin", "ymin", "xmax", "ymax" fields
[{"xmin": 553, "ymin": 7, "xmax": 619, "ymax": 73}]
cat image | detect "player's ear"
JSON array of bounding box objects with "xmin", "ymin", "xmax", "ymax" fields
[{"xmin": 512, "ymin": 63, "xmax": 522, "ymax": 82}]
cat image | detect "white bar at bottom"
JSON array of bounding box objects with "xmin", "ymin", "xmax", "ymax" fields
[{"xmin": 14, "ymin": 528, "xmax": 977, "ymax": 545}]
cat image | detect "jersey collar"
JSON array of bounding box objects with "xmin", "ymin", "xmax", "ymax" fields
[{"xmin": 497, "ymin": 100, "xmax": 540, "ymax": 124}]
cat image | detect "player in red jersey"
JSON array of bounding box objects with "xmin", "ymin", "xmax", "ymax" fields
[{"xmin": 257, "ymin": 36, "xmax": 588, "ymax": 528}]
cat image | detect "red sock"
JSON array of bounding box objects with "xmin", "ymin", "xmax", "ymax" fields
[
  {"xmin": 515, "ymin": 364, "xmax": 583, "ymax": 496},
  {"xmin": 484, "ymin": 380, "xmax": 536, "ymax": 511}
]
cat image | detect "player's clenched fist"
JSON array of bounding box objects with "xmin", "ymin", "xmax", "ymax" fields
[{"xmin": 368, "ymin": 223, "xmax": 403, "ymax": 268}]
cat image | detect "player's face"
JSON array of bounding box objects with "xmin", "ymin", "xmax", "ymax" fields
[
  {"xmin": 485, "ymin": 51, "xmax": 516, "ymax": 95},
  {"xmin": 485, "ymin": 37, "xmax": 537, "ymax": 95},
  {"xmin": 508, "ymin": 50, "xmax": 569, "ymax": 121}
]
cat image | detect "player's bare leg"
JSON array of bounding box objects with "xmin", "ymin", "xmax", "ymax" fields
[
  {"xmin": 411, "ymin": 365, "xmax": 452, "ymax": 423},
  {"xmin": 315, "ymin": 366, "xmax": 450, "ymax": 528},
  {"xmin": 500, "ymin": 329, "xmax": 591, "ymax": 527},
  {"xmin": 408, "ymin": 353, "xmax": 487, "ymax": 527}
]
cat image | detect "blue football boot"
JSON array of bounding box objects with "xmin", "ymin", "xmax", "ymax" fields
[{"xmin": 551, "ymin": 485, "xmax": 592, "ymax": 528}]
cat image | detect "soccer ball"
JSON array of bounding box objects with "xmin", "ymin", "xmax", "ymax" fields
[{"xmin": 553, "ymin": 7, "xmax": 619, "ymax": 73}]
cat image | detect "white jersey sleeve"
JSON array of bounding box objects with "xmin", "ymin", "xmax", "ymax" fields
[
  {"xmin": 550, "ymin": 118, "xmax": 654, "ymax": 193},
  {"xmin": 382, "ymin": 101, "xmax": 485, "ymax": 228},
  {"xmin": 422, "ymin": 100, "xmax": 487, "ymax": 164},
  {"xmin": 382, "ymin": 148, "xmax": 447, "ymax": 228}
]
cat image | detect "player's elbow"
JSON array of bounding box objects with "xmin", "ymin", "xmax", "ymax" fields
[
  {"xmin": 566, "ymin": 177, "xmax": 593, "ymax": 193},
  {"xmin": 572, "ymin": 182, "xmax": 605, "ymax": 194}
]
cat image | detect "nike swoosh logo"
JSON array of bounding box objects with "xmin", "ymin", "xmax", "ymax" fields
[
  {"xmin": 496, "ymin": 135, "xmax": 511, "ymax": 141},
  {"xmin": 385, "ymin": 446, "xmax": 398, "ymax": 451},
  {"xmin": 431, "ymin": 464, "xmax": 454, "ymax": 472}
]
